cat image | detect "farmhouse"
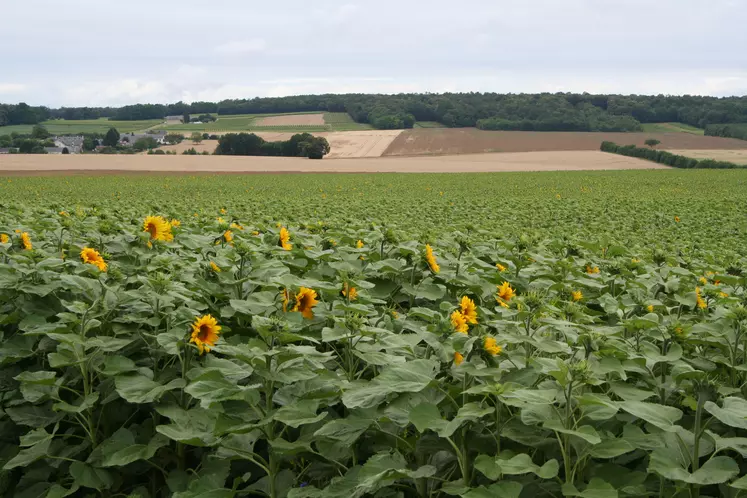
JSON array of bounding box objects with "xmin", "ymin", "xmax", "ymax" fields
[
  {"xmin": 120, "ymin": 131, "xmax": 168, "ymax": 146},
  {"xmin": 165, "ymin": 115, "xmax": 183, "ymax": 124},
  {"xmin": 53, "ymin": 136, "xmax": 84, "ymax": 154},
  {"xmin": 0, "ymin": 148, "xmax": 10, "ymax": 154}
]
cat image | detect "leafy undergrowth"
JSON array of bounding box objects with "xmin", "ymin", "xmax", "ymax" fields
[{"xmin": 0, "ymin": 172, "xmax": 747, "ymax": 497}]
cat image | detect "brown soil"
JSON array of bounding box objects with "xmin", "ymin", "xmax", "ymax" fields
[
  {"xmin": 255, "ymin": 114, "xmax": 326, "ymax": 126},
  {"xmin": 383, "ymin": 129, "xmax": 747, "ymax": 156},
  {"xmin": 666, "ymin": 149, "xmax": 747, "ymax": 165},
  {"xmin": 0, "ymin": 151, "xmax": 666, "ymax": 175}
]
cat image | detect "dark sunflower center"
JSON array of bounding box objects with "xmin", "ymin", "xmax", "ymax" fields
[
  {"xmin": 198, "ymin": 324, "xmax": 211, "ymax": 341},
  {"xmin": 147, "ymin": 223, "xmax": 157, "ymax": 237}
]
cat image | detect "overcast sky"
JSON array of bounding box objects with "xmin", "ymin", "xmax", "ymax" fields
[{"xmin": 2, "ymin": 0, "xmax": 746, "ymax": 107}]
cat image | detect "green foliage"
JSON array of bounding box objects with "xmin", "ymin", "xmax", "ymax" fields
[
  {"xmin": 133, "ymin": 136, "xmax": 159, "ymax": 151},
  {"xmin": 601, "ymin": 142, "xmax": 742, "ymax": 169},
  {"xmin": 215, "ymin": 133, "xmax": 330, "ymax": 158},
  {"xmin": 190, "ymin": 132, "xmax": 203, "ymax": 144},
  {"xmin": 644, "ymin": 138, "xmax": 661, "ymax": 148},
  {"xmin": 164, "ymin": 133, "xmax": 185, "ymax": 145},
  {"xmin": 31, "ymin": 124, "xmax": 49, "ymax": 139},
  {"xmin": 102, "ymin": 127, "xmax": 121, "ymax": 147},
  {"xmin": 705, "ymin": 123, "xmax": 747, "ymax": 141},
  {"xmin": 1, "ymin": 171, "xmax": 747, "ymax": 497}
]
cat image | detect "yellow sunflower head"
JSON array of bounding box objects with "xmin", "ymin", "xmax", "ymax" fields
[
  {"xmin": 647, "ymin": 304, "xmax": 654, "ymax": 312},
  {"xmin": 356, "ymin": 239, "xmax": 364, "ymax": 249},
  {"xmin": 674, "ymin": 216, "xmax": 680, "ymax": 222},
  {"xmin": 293, "ymin": 287, "xmax": 318, "ymax": 319},
  {"xmin": 483, "ymin": 337, "xmax": 502, "ymax": 356},
  {"xmin": 586, "ymin": 265, "xmax": 600, "ymax": 275},
  {"xmin": 190, "ymin": 315, "xmax": 221, "ymax": 354},
  {"xmin": 223, "ymin": 230, "xmax": 233, "ymax": 243},
  {"xmin": 80, "ymin": 247, "xmax": 107, "ymax": 272},
  {"xmin": 496, "ymin": 282, "xmax": 515, "ymax": 303},
  {"xmin": 341, "ymin": 283, "xmax": 358, "ymax": 301},
  {"xmin": 210, "ymin": 261, "xmax": 221, "ymax": 273},
  {"xmin": 279, "ymin": 227, "xmax": 292, "ymax": 251},
  {"xmin": 571, "ymin": 290, "xmax": 583, "ymax": 302},
  {"xmin": 0, "ymin": 234, "xmax": 8, "ymax": 244},
  {"xmin": 20, "ymin": 232, "xmax": 32, "ymax": 250},
  {"xmin": 454, "ymin": 352, "xmax": 464, "ymax": 366},
  {"xmin": 496, "ymin": 263, "xmax": 507, "ymax": 272},
  {"xmin": 425, "ymin": 244, "xmax": 440, "ymax": 273},
  {"xmin": 143, "ymin": 216, "xmax": 173, "ymax": 242},
  {"xmin": 170, "ymin": 219, "xmax": 181, "ymax": 228},
  {"xmin": 450, "ymin": 310, "xmax": 468, "ymax": 334},
  {"xmin": 459, "ymin": 296, "xmax": 478, "ymax": 324}
]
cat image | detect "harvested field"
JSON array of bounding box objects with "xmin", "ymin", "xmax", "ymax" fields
[
  {"xmin": 152, "ymin": 132, "xmax": 403, "ymax": 158},
  {"xmin": 155, "ymin": 140, "xmax": 218, "ymax": 154},
  {"xmin": 0, "ymin": 151, "xmax": 664, "ymax": 175},
  {"xmin": 667, "ymin": 149, "xmax": 747, "ymax": 165},
  {"xmin": 255, "ymin": 113, "xmax": 325, "ymax": 126},
  {"xmin": 383, "ymin": 129, "xmax": 747, "ymax": 156}
]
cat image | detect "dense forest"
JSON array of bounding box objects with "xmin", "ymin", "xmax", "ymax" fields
[
  {"xmin": 2, "ymin": 93, "xmax": 747, "ymax": 132},
  {"xmin": 705, "ymin": 123, "xmax": 747, "ymax": 141}
]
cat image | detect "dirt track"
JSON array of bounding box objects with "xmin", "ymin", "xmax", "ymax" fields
[
  {"xmin": 383, "ymin": 129, "xmax": 747, "ymax": 156},
  {"xmin": 0, "ymin": 151, "xmax": 667, "ymax": 175}
]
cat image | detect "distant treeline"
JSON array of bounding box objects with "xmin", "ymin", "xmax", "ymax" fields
[
  {"xmin": 4, "ymin": 93, "xmax": 747, "ymax": 132},
  {"xmin": 215, "ymin": 133, "xmax": 330, "ymax": 159},
  {"xmin": 600, "ymin": 141, "xmax": 744, "ymax": 169},
  {"xmin": 705, "ymin": 123, "xmax": 747, "ymax": 141}
]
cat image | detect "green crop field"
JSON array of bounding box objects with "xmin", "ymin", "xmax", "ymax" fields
[
  {"xmin": 323, "ymin": 112, "xmax": 374, "ymax": 131},
  {"xmin": 415, "ymin": 121, "xmax": 447, "ymax": 128},
  {"xmin": 0, "ymin": 118, "xmax": 163, "ymax": 135},
  {"xmin": 163, "ymin": 112, "xmax": 371, "ymax": 133},
  {"xmin": 641, "ymin": 122, "xmax": 705, "ymax": 135},
  {"xmin": 2, "ymin": 169, "xmax": 747, "ymax": 497}
]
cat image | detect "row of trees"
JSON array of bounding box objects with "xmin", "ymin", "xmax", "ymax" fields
[
  {"xmin": 4, "ymin": 93, "xmax": 747, "ymax": 132},
  {"xmin": 215, "ymin": 133, "xmax": 330, "ymax": 159},
  {"xmin": 600, "ymin": 141, "xmax": 744, "ymax": 169}
]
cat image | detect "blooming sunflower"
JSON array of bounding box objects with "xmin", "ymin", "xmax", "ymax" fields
[
  {"xmin": 341, "ymin": 283, "xmax": 358, "ymax": 301},
  {"xmin": 230, "ymin": 222, "xmax": 244, "ymax": 231},
  {"xmin": 695, "ymin": 287, "xmax": 707, "ymax": 310},
  {"xmin": 293, "ymin": 287, "xmax": 318, "ymax": 319},
  {"xmin": 425, "ymin": 244, "xmax": 440, "ymax": 273},
  {"xmin": 483, "ymin": 337, "xmax": 502, "ymax": 356},
  {"xmin": 143, "ymin": 216, "xmax": 173, "ymax": 242},
  {"xmin": 647, "ymin": 304, "xmax": 654, "ymax": 312},
  {"xmin": 586, "ymin": 265, "xmax": 600, "ymax": 275},
  {"xmin": 720, "ymin": 292, "xmax": 729, "ymax": 298},
  {"xmin": 496, "ymin": 282, "xmax": 516, "ymax": 305},
  {"xmin": 0, "ymin": 234, "xmax": 8, "ymax": 244},
  {"xmin": 571, "ymin": 290, "xmax": 583, "ymax": 302},
  {"xmin": 454, "ymin": 352, "xmax": 464, "ymax": 366},
  {"xmin": 356, "ymin": 240, "xmax": 364, "ymax": 249},
  {"xmin": 450, "ymin": 310, "xmax": 468, "ymax": 334},
  {"xmin": 223, "ymin": 230, "xmax": 233, "ymax": 244},
  {"xmin": 190, "ymin": 315, "xmax": 221, "ymax": 354},
  {"xmin": 698, "ymin": 276, "xmax": 707, "ymax": 285},
  {"xmin": 170, "ymin": 219, "xmax": 181, "ymax": 228},
  {"xmin": 496, "ymin": 263, "xmax": 507, "ymax": 272},
  {"xmin": 674, "ymin": 216, "xmax": 680, "ymax": 222},
  {"xmin": 279, "ymin": 227, "xmax": 292, "ymax": 251},
  {"xmin": 80, "ymin": 247, "xmax": 107, "ymax": 272},
  {"xmin": 210, "ymin": 261, "xmax": 221, "ymax": 273},
  {"xmin": 459, "ymin": 296, "xmax": 478, "ymax": 325},
  {"xmin": 20, "ymin": 232, "xmax": 32, "ymax": 250}
]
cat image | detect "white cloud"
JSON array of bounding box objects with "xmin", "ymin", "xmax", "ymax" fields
[
  {"xmin": 0, "ymin": 83, "xmax": 26, "ymax": 94},
  {"xmin": 214, "ymin": 39, "xmax": 267, "ymax": 55},
  {"xmin": 63, "ymin": 80, "xmax": 171, "ymax": 106}
]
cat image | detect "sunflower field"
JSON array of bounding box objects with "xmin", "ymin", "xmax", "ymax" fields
[{"xmin": 1, "ymin": 170, "xmax": 747, "ymax": 498}]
